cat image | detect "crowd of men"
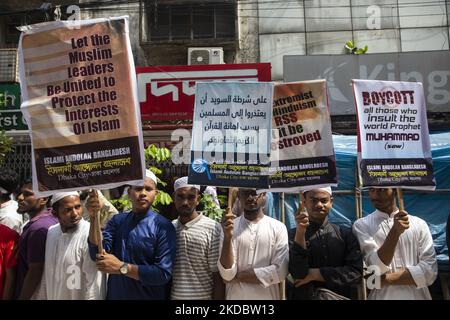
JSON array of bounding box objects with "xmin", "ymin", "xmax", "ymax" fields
[{"xmin": 0, "ymin": 167, "xmax": 442, "ymax": 300}]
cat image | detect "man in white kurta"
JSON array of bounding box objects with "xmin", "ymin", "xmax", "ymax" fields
[
  {"xmin": 218, "ymin": 189, "xmax": 289, "ymax": 300},
  {"xmin": 353, "ymin": 188, "xmax": 437, "ymax": 300},
  {"xmin": 40, "ymin": 192, "xmax": 105, "ymax": 300}
]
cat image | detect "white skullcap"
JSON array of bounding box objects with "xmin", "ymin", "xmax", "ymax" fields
[
  {"xmin": 51, "ymin": 191, "xmax": 80, "ymax": 206},
  {"xmin": 174, "ymin": 176, "xmax": 200, "ymax": 192},
  {"xmin": 302, "ymin": 186, "xmax": 332, "ymax": 196},
  {"xmin": 145, "ymin": 169, "xmax": 158, "ymax": 185}
]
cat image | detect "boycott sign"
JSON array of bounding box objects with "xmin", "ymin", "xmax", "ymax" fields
[
  {"xmin": 188, "ymin": 82, "xmax": 273, "ymax": 188},
  {"xmin": 18, "ymin": 17, "xmax": 146, "ymax": 196},
  {"xmin": 267, "ymin": 80, "xmax": 337, "ymax": 192},
  {"xmin": 353, "ymin": 79, "xmax": 435, "ymax": 189}
]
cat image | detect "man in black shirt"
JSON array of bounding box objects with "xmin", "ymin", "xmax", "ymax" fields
[{"xmin": 287, "ymin": 187, "xmax": 363, "ymax": 299}]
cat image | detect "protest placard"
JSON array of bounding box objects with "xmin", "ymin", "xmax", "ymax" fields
[
  {"xmin": 188, "ymin": 82, "xmax": 273, "ymax": 188},
  {"xmin": 353, "ymin": 79, "xmax": 435, "ymax": 189},
  {"xmin": 267, "ymin": 80, "xmax": 337, "ymax": 193},
  {"xmin": 18, "ymin": 17, "xmax": 145, "ymax": 196}
]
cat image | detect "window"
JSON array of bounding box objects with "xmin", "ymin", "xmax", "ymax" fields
[{"xmin": 147, "ymin": 2, "xmax": 236, "ymax": 42}]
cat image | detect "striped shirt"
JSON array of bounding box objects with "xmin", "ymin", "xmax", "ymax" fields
[{"xmin": 171, "ymin": 213, "xmax": 222, "ymax": 300}]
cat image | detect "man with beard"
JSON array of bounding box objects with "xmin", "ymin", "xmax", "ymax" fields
[
  {"xmin": 170, "ymin": 177, "xmax": 223, "ymax": 300},
  {"xmin": 353, "ymin": 187, "xmax": 437, "ymax": 300},
  {"xmin": 15, "ymin": 180, "xmax": 57, "ymax": 299},
  {"xmin": 287, "ymin": 187, "xmax": 363, "ymax": 300},
  {"xmin": 88, "ymin": 170, "xmax": 176, "ymax": 299},
  {"xmin": 38, "ymin": 192, "xmax": 105, "ymax": 299},
  {"xmin": 218, "ymin": 188, "xmax": 289, "ymax": 299}
]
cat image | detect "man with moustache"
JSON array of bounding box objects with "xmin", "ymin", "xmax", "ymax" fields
[
  {"xmin": 287, "ymin": 187, "xmax": 363, "ymax": 300},
  {"xmin": 38, "ymin": 192, "xmax": 105, "ymax": 300},
  {"xmin": 88, "ymin": 170, "xmax": 176, "ymax": 300},
  {"xmin": 218, "ymin": 188, "xmax": 289, "ymax": 299},
  {"xmin": 170, "ymin": 177, "xmax": 223, "ymax": 300},
  {"xmin": 15, "ymin": 180, "xmax": 57, "ymax": 299},
  {"xmin": 353, "ymin": 187, "xmax": 437, "ymax": 300}
]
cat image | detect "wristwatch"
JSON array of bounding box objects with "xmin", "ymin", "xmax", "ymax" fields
[{"xmin": 119, "ymin": 262, "xmax": 129, "ymax": 275}]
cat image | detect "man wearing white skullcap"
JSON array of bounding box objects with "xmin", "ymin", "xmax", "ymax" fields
[
  {"xmin": 37, "ymin": 191, "xmax": 104, "ymax": 299},
  {"xmin": 171, "ymin": 177, "xmax": 224, "ymax": 300},
  {"xmin": 287, "ymin": 187, "xmax": 363, "ymax": 300},
  {"xmin": 86, "ymin": 169, "xmax": 176, "ymax": 300}
]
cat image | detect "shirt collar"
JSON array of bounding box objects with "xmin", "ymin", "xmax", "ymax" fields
[
  {"xmin": 61, "ymin": 219, "xmax": 84, "ymax": 235},
  {"xmin": 180, "ymin": 212, "xmax": 203, "ymax": 229},
  {"xmin": 131, "ymin": 208, "xmax": 154, "ymax": 221},
  {"xmin": 30, "ymin": 208, "xmax": 53, "ymax": 222},
  {"xmin": 308, "ymin": 217, "xmax": 329, "ymax": 233},
  {"xmin": 374, "ymin": 208, "xmax": 399, "ymax": 219}
]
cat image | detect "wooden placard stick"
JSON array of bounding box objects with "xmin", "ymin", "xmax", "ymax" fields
[
  {"xmin": 397, "ymin": 188, "xmax": 405, "ymax": 211},
  {"xmin": 90, "ymin": 189, "xmax": 104, "ymax": 253}
]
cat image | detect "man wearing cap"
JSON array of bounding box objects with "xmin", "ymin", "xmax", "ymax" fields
[
  {"xmin": 171, "ymin": 177, "xmax": 224, "ymax": 300},
  {"xmin": 353, "ymin": 187, "xmax": 437, "ymax": 300},
  {"xmin": 14, "ymin": 180, "xmax": 58, "ymax": 299},
  {"xmin": 87, "ymin": 170, "xmax": 176, "ymax": 300},
  {"xmin": 219, "ymin": 188, "xmax": 289, "ymax": 300},
  {"xmin": 287, "ymin": 187, "xmax": 363, "ymax": 300},
  {"xmin": 38, "ymin": 192, "xmax": 105, "ymax": 299},
  {"xmin": 0, "ymin": 168, "xmax": 22, "ymax": 234}
]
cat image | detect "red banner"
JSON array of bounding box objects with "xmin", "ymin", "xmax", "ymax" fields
[{"xmin": 136, "ymin": 63, "xmax": 271, "ymax": 121}]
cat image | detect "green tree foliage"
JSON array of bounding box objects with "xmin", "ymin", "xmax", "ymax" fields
[
  {"xmin": 200, "ymin": 193, "xmax": 224, "ymax": 222},
  {"xmin": 345, "ymin": 40, "xmax": 368, "ymax": 55},
  {"xmin": 0, "ymin": 131, "xmax": 13, "ymax": 166}
]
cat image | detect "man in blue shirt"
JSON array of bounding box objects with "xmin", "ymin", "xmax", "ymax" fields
[{"xmin": 87, "ymin": 170, "xmax": 176, "ymax": 299}]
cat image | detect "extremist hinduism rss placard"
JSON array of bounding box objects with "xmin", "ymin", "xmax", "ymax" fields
[
  {"xmin": 18, "ymin": 17, "xmax": 146, "ymax": 196},
  {"xmin": 353, "ymin": 79, "xmax": 435, "ymax": 189},
  {"xmin": 189, "ymin": 82, "xmax": 274, "ymax": 188},
  {"xmin": 266, "ymin": 80, "xmax": 337, "ymax": 193}
]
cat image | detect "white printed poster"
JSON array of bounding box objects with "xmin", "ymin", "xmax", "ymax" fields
[
  {"xmin": 18, "ymin": 17, "xmax": 145, "ymax": 196},
  {"xmin": 353, "ymin": 79, "xmax": 435, "ymax": 189},
  {"xmin": 268, "ymin": 80, "xmax": 337, "ymax": 193},
  {"xmin": 189, "ymin": 82, "xmax": 273, "ymax": 188}
]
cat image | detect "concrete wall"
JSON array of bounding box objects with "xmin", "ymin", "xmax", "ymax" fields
[
  {"xmin": 234, "ymin": 1, "xmax": 259, "ymax": 64},
  {"xmin": 257, "ymin": 0, "xmax": 306, "ymax": 80},
  {"xmin": 258, "ymin": 0, "xmax": 450, "ymax": 80},
  {"xmin": 80, "ymin": 2, "xmax": 148, "ymax": 66},
  {"xmin": 80, "ymin": 1, "xmax": 255, "ymax": 68}
]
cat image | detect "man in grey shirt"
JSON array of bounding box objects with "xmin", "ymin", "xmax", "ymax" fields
[{"xmin": 171, "ymin": 177, "xmax": 224, "ymax": 300}]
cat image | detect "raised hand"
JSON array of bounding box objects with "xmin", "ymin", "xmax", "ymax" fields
[
  {"xmin": 85, "ymin": 189, "xmax": 103, "ymax": 220},
  {"xmin": 221, "ymin": 207, "xmax": 235, "ymax": 240},
  {"xmin": 392, "ymin": 210, "xmax": 409, "ymax": 235}
]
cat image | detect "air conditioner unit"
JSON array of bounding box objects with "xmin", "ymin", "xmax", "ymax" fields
[
  {"xmin": 0, "ymin": 49, "xmax": 19, "ymax": 82},
  {"xmin": 188, "ymin": 47, "xmax": 224, "ymax": 65}
]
